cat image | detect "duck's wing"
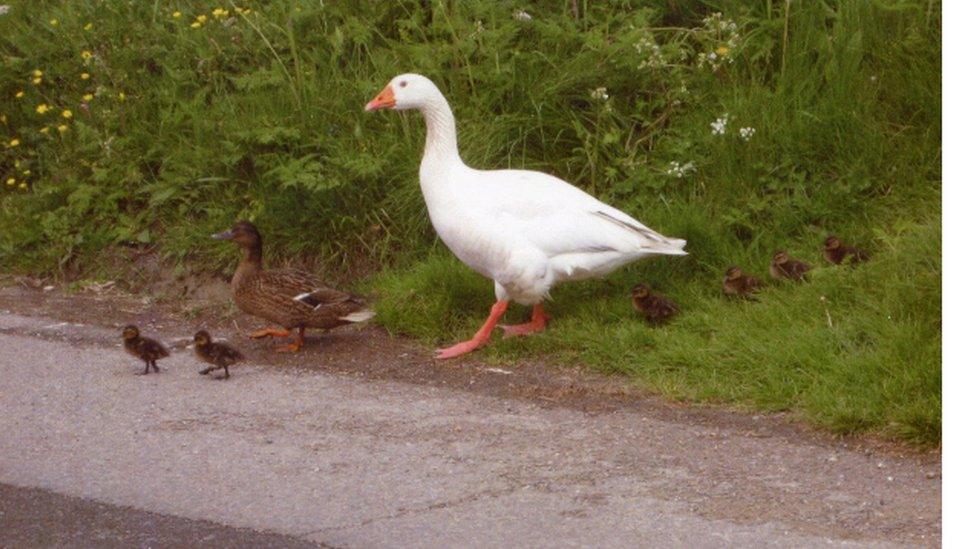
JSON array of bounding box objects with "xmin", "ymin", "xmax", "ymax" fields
[
  {"xmin": 141, "ymin": 338, "xmax": 169, "ymax": 359},
  {"xmin": 216, "ymin": 343, "xmax": 244, "ymax": 362},
  {"xmin": 252, "ymin": 269, "xmax": 329, "ymax": 301}
]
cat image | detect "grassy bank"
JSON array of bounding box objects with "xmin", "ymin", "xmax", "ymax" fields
[{"xmin": 0, "ymin": 1, "xmax": 941, "ymax": 445}]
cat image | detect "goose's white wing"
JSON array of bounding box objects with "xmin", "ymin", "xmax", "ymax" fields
[{"xmin": 467, "ymin": 169, "xmax": 686, "ymax": 257}]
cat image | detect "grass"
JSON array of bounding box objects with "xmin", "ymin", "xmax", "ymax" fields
[{"xmin": 0, "ymin": 1, "xmax": 941, "ymax": 446}]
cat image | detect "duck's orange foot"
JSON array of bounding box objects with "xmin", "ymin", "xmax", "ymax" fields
[
  {"xmin": 499, "ymin": 304, "xmax": 549, "ymax": 339},
  {"xmin": 275, "ymin": 342, "xmax": 302, "ymax": 353},
  {"xmin": 250, "ymin": 328, "xmax": 290, "ymax": 339}
]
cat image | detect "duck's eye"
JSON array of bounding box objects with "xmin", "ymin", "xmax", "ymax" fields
[{"xmin": 399, "ymin": 81, "xmax": 408, "ymax": 88}]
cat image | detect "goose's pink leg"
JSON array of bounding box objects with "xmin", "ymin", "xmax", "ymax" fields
[
  {"xmin": 435, "ymin": 301, "xmax": 509, "ymax": 359},
  {"xmin": 499, "ymin": 304, "xmax": 549, "ymax": 338}
]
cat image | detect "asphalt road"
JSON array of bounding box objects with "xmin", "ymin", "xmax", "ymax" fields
[{"xmin": 0, "ymin": 309, "xmax": 940, "ymax": 548}]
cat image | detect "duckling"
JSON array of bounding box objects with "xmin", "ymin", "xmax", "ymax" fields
[
  {"xmin": 823, "ymin": 235, "xmax": 869, "ymax": 266},
  {"xmin": 769, "ymin": 251, "xmax": 811, "ymax": 282},
  {"xmin": 121, "ymin": 324, "xmax": 169, "ymax": 375},
  {"xmin": 193, "ymin": 330, "xmax": 243, "ymax": 380},
  {"xmin": 212, "ymin": 221, "xmax": 375, "ymax": 352},
  {"xmin": 631, "ymin": 284, "xmax": 679, "ymax": 325},
  {"xmin": 722, "ymin": 266, "xmax": 763, "ymax": 298}
]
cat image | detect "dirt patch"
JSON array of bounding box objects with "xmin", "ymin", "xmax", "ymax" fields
[{"xmin": 0, "ymin": 280, "xmax": 940, "ymax": 467}]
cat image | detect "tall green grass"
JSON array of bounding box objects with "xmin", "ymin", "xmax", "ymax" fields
[{"xmin": 0, "ymin": 1, "xmax": 940, "ymax": 445}]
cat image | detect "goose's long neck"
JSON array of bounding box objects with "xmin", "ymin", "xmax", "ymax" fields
[{"xmin": 420, "ymin": 94, "xmax": 462, "ymax": 167}]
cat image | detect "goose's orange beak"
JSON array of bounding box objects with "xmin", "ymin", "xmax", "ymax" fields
[{"xmin": 364, "ymin": 86, "xmax": 395, "ymax": 111}]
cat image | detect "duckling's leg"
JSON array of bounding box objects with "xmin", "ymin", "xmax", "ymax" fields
[
  {"xmin": 222, "ymin": 364, "xmax": 230, "ymax": 379},
  {"xmin": 249, "ymin": 328, "xmax": 291, "ymax": 339},
  {"xmin": 276, "ymin": 327, "xmax": 305, "ymax": 352},
  {"xmin": 198, "ymin": 366, "xmax": 213, "ymax": 376},
  {"xmin": 499, "ymin": 304, "xmax": 549, "ymax": 339},
  {"xmin": 435, "ymin": 301, "xmax": 509, "ymax": 359},
  {"xmin": 151, "ymin": 360, "xmax": 160, "ymax": 373},
  {"xmin": 139, "ymin": 361, "xmax": 150, "ymax": 375}
]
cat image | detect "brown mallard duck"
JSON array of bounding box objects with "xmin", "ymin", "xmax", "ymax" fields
[
  {"xmin": 722, "ymin": 266, "xmax": 763, "ymax": 299},
  {"xmin": 213, "ymin": 221, "xmax": 375, "ymax": 352},
  {"xmin": 194, "ymin": 330, "xmax": 243, "ymax": 379},
  {"xmin": 122, "ymin": 324, "xmax": 169, "ymax": 375},
  {"xmin": 823, "ymin": 235, "xmax": 869, "ymax": 266},
  {"xmin": 769, "ymin": 251, "xmax": 811, "ymax": 282},
  {"xmin": 631, "ymin": 283, "xmax": 678, "ymax": 325}
]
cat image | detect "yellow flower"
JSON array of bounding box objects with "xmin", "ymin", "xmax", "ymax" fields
[
  {"xmin": 32, "ymin": 69, "xmax": 43, "ymax": 77},
  {"xmin": 9, "ymin": 138, "xmax": 20, "ymax": 147},
  {"xmin": 15, "ymin": 91, "xmax": 24, "ymax": 99},
  {"xmin": 118, "ymin": 92, "xmax": 126, "ymax": 101},
  {"xmin": 22, "ymin": 170, "xmax": 30, "ymax": 176},
  {"xmin": 196, "ymin": 14, "xmax": 207, "ymax": 23},
  {"xmin": 84, "ymin": 22, "xmax": 93, "ymax": 30},
  {"xmin": 62, "ymin": 109, "xmax": 73, "ymax": 119},
  {"xmin": 81, "ymin": 50, "xmax": 92, "ymax": 60},
  {"xmin": 190, "ymin": 21, "xmax": 201, "ymax": 28},
  {"xmin": 81, "ymin": 72, "xmax": 90, "ymax": 80},
  {"xmin": 40, "ymin": 127, "xmax": 50, "ymax": 134},
  {"xmin": 235, "ymin": 7, "xmax": 252, "ymax": 15},
  {"xmin": 31, "ymin": 77, "xmax": 42, "ymax": 85},
  {"xmin": 6, "ymin": 178, "xmax": 14, "ymax": 186},
  {"xmin": 18, "ymin": 182, "xmax": 27, "ymax": 190},
  {"xmin": 36, "ymin": 103, "xmax": 51, "ymax": 114},
  {"xmin": 49, "ymin": 18, "xmax": 58, "ymax": 26},
  {"xmin": 212, "ymin": 8, "xmax": 228, "ymax": 17},
  {"xmin": 83, "ymin": 93, "xmax": 94, "ymax": 102},
  {"xmin": 716, "ymin": 45, "xmax": 730, "ymax": 57},
  {"xmin": 57, "ymin": 124, "xmax": 69, "ymax": 133},
  {"xmin": 172, "ymin": 11, "xmax": 182, "ymax": 18},
  {"xmin": 0, "ymin": 114, "xmax": 5, "ymax": 124},
  {"xmin": 14, "ymin": 160, "xmax": 19, "ymax": 168}
]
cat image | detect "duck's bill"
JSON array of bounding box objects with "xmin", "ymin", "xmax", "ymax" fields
[
  {"xmin": 211, "ymin": 230, "xmax": 234, "ymax": 240},
  {"xmin": 364, "ymin": 86, "xmax": 395, "ymax": 111}
]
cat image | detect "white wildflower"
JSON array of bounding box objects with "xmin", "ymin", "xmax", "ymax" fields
[
  {"xmin": 666, "ymin": 161, "xmax": 696, "ymax": 178},
  {"xmin": 738, "ymin": 127, "xmax": 756, "ymax": 141},
  {"xmin": 0, "ymin": 5, "xmax": 9, "ymax": 16},
  {"xmin": 696, "ymin": 12, "xmax": 741, "ymax": 71},
  {"xmin": 590, "ymin": 87, "xmax": 609, "ymax": 101},
  {"xmin": 513, "ymin": 10, "xmax": 532, "ymax": 22},
  {"xmin": 710, "ymin": 114, "xmax": 728, "ymax": 135},
  {"xmin": 635, "ymin": 36, "xmax": 665, "ymax": 69}
]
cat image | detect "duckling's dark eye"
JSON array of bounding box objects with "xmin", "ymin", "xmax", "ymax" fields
[{"xmin": 399, "ymin": 81, "xmax": 407, "ymax": 88}]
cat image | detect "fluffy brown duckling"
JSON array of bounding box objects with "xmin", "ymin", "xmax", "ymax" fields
[
  {"xmin": 212, "ymin": 221, "xmax": 375, "ymax": 352},
  {"xmin": 823, "ymin": 235, "xmax": 869, "ymax": 266},
  {"xmin": 193, "ymin": 330, "xmax": 243, "ymax": 380},
  {"xmin": 722, "ymin": 266, "xmax": 763, "ymax": 298},
  {"xmin": 122, "ymin": 324, "xmax": 169, "ymax": 375},
  {"xmin": 631, "ymin": 284, "xmax": 679, "ymax": 325},
  {"xmin": 769, "ymin": 251, "xmax": 811, "ymax": 282}
]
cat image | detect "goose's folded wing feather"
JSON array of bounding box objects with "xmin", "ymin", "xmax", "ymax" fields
[{"xmin": 472, "ymin": 169, "xmax": 686, "ymax": 257}]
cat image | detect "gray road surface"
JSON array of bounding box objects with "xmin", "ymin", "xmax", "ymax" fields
[{"xmin": 0, "ymin": 311, "xmax": 939, "ymax": 548}]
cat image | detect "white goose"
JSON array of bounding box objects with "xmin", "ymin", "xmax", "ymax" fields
[{"xmin": 365, "ymin": 74, "xmax": 687, "ymax": 359}]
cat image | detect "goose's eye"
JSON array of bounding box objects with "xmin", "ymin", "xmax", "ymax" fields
[{"xmin": 399, "ymin": 81, "xmax": 408, "ymax": 88}]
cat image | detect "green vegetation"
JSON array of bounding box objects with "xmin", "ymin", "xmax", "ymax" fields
[{"xmin": 0, "ymin": 1, "xmax": 941, "ymax": 445}]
